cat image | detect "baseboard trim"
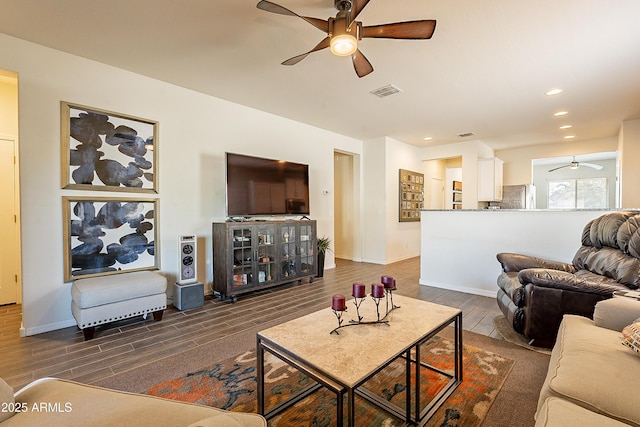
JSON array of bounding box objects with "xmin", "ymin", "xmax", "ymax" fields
[
  {"xmin": 419, "ymin": 279, "xmax": 497, "ymax": 298},
  {"xmin": 23, "ymin": 318, "xmax": 77, "ymax": 337}
]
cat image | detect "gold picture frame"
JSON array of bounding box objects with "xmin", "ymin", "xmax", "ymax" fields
[
  {"xmin": 62, "ymin": 196, "xmax": 160, "ymax": 281},
  {"xmin": 61, "ymin": 101, "xmax": 159, "ymax": 193}
]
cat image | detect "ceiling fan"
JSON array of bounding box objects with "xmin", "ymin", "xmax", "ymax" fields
[
  {"xmin": 256, "ymin": 0, "xmax": 436, "ymax": 78},
  {"xmin": 548, "ymin": 156, "xmax": 604, "ymax": 172}
]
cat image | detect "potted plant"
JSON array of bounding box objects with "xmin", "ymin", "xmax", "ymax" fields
[{"xmin": 316, "ymin": 236, "xmax": 332, "ymax": 278}]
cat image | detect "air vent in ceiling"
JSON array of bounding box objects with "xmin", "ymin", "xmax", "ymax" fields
[
  {"xmin": 370, "ymin": 84, "xmax": 402, "ymax": 98},
  {"xmin": 458, "ymin": 132, "xmax": 475, "ymax": 138}
]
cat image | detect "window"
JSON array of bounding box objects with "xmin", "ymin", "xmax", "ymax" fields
[{"xmin": 548, "ymin": 178, "xmax": 608, "ymax": 209}]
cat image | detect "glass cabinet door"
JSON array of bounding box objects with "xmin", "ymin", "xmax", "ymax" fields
[
  {"xmin": 298, "ymin": 223, "xmax": 315, "ymax": 276},
  {"xmin": 280, "ymin": 224, "xmax": 297, "ymax": 279},
  {"xmin": 256, "ymin": 224, "xmax": 277, "ymax": 285},
  {"xmin": 230, "ymin": 227, "xmax": 254, "ymax": 290}
]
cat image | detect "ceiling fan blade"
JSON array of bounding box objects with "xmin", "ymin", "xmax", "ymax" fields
[
  {"xmin": 348, "ymin": 0, "xmax": 371, "ymax": 27},
  {"xmin": 362, "ymin": 20, "xmax": 437, "ymax": 39},
  {"xmin": 352, "ymin": 49, "xmax": 373, "ymax": 78},
  {"xmin": 256, "ymin": 0, "xmax": 329, "ymax": 32},
  {"xmin": 282, "ymin": 37, "xmax": 330, "ymax": 65},
  {"xmin": 581, "ymin": 162, "xmax": 603, "ymax": 170},
  {"xmin": 548, "ymin": 164, "xmax": 570, "ymax": 172}
]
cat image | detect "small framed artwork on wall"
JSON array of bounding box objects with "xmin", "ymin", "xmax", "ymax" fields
[
  {"xmin": 62, "ymin": 197, "xmax": 159, "ymax": 281},
  {"xmin": 60, "ymin": 102, "xmax": 159, "ymax": 193},
  {"xmin": 399, "ymin": 169, "xmax": 424, "ymax": 222}
]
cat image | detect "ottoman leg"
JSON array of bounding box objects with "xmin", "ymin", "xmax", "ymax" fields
[
  {"xmin": 83, "ymin": 327, "xmax": 95, "ymax": 341},
  {"xmin": 152, "ymin": 310, "xmax": 164, "ymax": 321}
]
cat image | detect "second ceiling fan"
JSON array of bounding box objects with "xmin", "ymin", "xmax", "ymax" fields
[
  {"xmin": 256, "ymin": 0, "xmax": 437, "ymax": 78},
  {"xmin": 548, "ymin": 156, "xmax": 604, "ymax": 172}
]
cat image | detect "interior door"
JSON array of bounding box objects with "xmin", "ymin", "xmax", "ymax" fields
[
  {"xmin": 430, "ymin": 178, "xmax": 444, "ymax": 209},
  {"xmin": 0, "ymin": 138, "xmax": 18, "ymax": 305}
]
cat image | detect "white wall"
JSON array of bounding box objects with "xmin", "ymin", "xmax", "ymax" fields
[
  {"xmin": 420, "ymin": 140, "xmax": 495, "ymax": 209},
  {"xmin": 496, "ymin": 136, "xmax": 618, "ymax": 185},
  {"xmin": 361, "ymin": 136, "xmax": 424, "ymax": 264},
  {"xmin": 619, "ymin": 118, "xmax": 640, "ymax": 208},
  {"xmin": 0, "ymin": 33, "xmax": 362, "ymax": 335},
  {"xmin": 362, "ymin": 138, "xmax": 387, "ymax": 264},
  {"xmin": 532, "ymin": 159, "xmax": 617, "ymax": 209},
  {"xmin": 384, "ymin": 137, "xmax": 423, "ymax": 263}
]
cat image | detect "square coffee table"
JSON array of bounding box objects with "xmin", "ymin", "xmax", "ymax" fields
[{"xmin": 256, "ymin": 294, "xmax": 462, "ymax": 426}]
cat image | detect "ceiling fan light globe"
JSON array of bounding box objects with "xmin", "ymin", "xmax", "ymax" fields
[{"xmin": 330, "ymin": 34, "xmax": 357, "ymax": 56}]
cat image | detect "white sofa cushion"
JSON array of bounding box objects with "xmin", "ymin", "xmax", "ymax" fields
[
  {"xmin": 5, "ymin": 378, "xmax": 266, "ymax": 427},
  {"xmin": 537, "ymin": 315, "xmax": 640, "ymax": 426},
  {"xmin": 72, "ymin": 271, "xmax": 166, "ymax": 309},
  {"xmin": 593, "ymin": 297, "xmax": 640, "ymax": 332},
  {"xmin": 536, "ymin": 397, "xmax": 631, "ymax": 427},
  {"xmin": 0, "ymin": 378, "xmax": 14, "ymax": 422}
]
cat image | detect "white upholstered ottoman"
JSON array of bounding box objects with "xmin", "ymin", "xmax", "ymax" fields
[{"xmin": 71, "ymin": 271, "xmax": 167, "ymax": 340}]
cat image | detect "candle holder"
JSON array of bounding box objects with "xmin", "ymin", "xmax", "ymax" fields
[
  {"xmin": 351, "ymin": 297, "xmax": 365, "ymax": 323},
  {"xmin": 329, "ymin": 281, "xmax": 400, "ymax": 334},
  {"xmin": 330, "ymin": 308, "xmax": 346, "ymax": 335},
  {"xmin": 371, "ymin": 294, "xmax": 383, "ymax": 322}
]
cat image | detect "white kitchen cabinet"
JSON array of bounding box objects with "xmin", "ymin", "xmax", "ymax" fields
[{"xmin": 478, "ymin": 158, "xmax": 504, "ymax": 201}]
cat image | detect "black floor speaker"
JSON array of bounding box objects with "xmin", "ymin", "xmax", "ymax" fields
[{"xmin": 174, "ymin": 282, "xmax": 204, "ymax": 311}]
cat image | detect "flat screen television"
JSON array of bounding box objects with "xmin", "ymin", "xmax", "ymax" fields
[{"xmin": 225, "ymin": 152, "xmax": 310, "ymax": 217}]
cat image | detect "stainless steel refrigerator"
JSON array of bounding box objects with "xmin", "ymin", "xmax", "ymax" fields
[{"xmin": 498, "ymin": 184, "xmax": 536, "ymax": 209}]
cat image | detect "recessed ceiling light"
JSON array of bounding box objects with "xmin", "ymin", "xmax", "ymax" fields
[
  {"xmin": 554, "ymin": 111, "xmax": 569, "ymax": 117},
  {"xmin": 564, "ymin": 135, "xmax": 575, "ymax": 139},
  {"xmin": 423, "ymin": 137, "xmax": 432, "ymax": 141},
  {"xmin": 559, "ymin": 125, "xmax": 573, "ymax": 129},
  {"xmin": 545, "ymin": 88, "xmax": 563, "ymax": 96}
]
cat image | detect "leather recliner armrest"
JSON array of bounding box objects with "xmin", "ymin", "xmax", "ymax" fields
[
  {"xmin": 518, "ymin": 268, "xmax": 620, "ymax": 296},
  {"xmin": 497, "ymin": 253, "xmax": 576, "ymax": 273}
]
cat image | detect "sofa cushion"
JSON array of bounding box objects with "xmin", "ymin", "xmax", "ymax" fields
[
  {"xmin": 537, "ymin": 315, "xmax": 640, "ymax": 426},
  {"xmin": 188, "ymin": 413, "xmax": 248, "ymax": 427},
  {"xmin": 593, "ymin": 297, "xmax": 640, "ymax": 331},
  {"xmin": 7, "ymin": 378, "xmax": 266, "ymax": 427},
  {"xmin": 536, "ymin": 397, "xmax": 631, "ymax": 427},
  {"xmin": 621, "ymin": 321, "xmax": 640, "ymax": 354},
  {"xmin": 0, "ymin": 378, "xmax": 14, "ymax": 422}
]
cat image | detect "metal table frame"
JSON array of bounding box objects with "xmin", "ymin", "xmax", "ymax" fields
[{"xmin": 257, "ymin": 311, "xmax": 462, "ymax": 426}]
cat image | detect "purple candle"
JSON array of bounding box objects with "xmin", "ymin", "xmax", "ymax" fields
[
  {"xmin": 371, "ymin": 283, "xmax": 385, "ymax": 299},
  {"xmin": 391, "ymin": 278, "xmax": 397, "ymax": 290},
  {"xmin": 381, "ymin": 276, "xmax": 394, "ymax": 288},
  {"xmin": 332, "ymin": 294, "xmax": 346, "ymax": 311},
  {"xmin": 352, "ymin": 282, "xmax": 366, "ymax": 298}
]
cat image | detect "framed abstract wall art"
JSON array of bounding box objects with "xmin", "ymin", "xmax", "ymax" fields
[
  {"xmin": 61, "ymin": 102, "xmax": 158, "ymax": 193},
  {"xmin": 399, "ymin": 169, "xmax": 424, "ymax": 222},
  {"xmin": 62, "ymin": 197, "xmax": 159, "ymax": 281}
]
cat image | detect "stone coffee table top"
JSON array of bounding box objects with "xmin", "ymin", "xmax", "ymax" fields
[{"xmin": 258, "ymin": 294, "xmax": 461, "ymax": 387}]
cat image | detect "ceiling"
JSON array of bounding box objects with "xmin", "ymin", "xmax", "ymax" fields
[{"xmin": 1, "ymin": 0, "xmax": 640, "ymax": 150}]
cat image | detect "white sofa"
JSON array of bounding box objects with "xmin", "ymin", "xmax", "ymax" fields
[
  {"xmin": 1, "ymin": 377, "xmax": 266, "ymax": 426},
  {"xmin": 535, "ymin": 297, "xmax": 640, "ymax": 426}
]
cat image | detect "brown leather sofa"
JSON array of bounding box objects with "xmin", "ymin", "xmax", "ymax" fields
[{"xmin": 496, "ymin": 210, "xmax": 640, "ymax": 346}]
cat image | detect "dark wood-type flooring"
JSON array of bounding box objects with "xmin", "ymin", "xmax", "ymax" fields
[{"xmin": 0, "ymin": 257, "xmax": 502, "ymax": 391}]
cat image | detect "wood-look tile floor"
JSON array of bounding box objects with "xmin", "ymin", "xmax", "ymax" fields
[{"xmin": 0, "ymin": 257, "xmax": 502, "ymax": 390}]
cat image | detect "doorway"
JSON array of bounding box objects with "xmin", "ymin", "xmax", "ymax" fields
[
  {"xmin": 0, "ymin": 70, "xmax": 21, "ymax": 308},
  {"xmin": 333, "ymin": 150, "xmax": 361, "ymax": 262}
]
